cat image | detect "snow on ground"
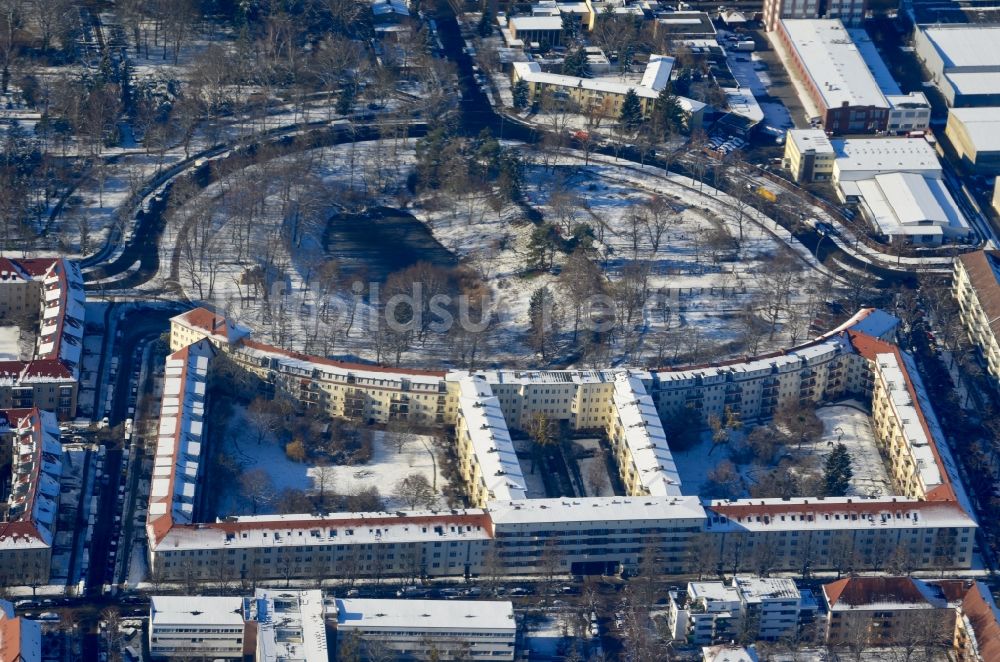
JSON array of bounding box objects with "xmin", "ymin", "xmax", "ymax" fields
[
  {"xmin": 574, "ymin": 438, "xmax": 616, "ymax": 497},
  {"xmin": 807, "ymin": 402, "xmax": 892, "ymax": 497},
  {"xmin": 309, "ymin": 430, "xmax": 446, "ymax": 511},
  {"xmin": 673, "ymin": 401, "xmax": 892, "ymax": 498},
  {"xmin": 672, "ymin": 430, "xmax": 742, "ymax": 497},
  {"xmin": 0, "ymin": 326, "xmax": 21, "ymax": 360},
  {"xmin": 219, "ymin": 406, "xmax": 447, "ymax": 514},
  {"xmin": 143, "ymin": 134, "xmax": 835, "ymax": 368}
]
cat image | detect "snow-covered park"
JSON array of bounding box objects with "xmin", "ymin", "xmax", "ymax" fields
[
  {"xmin": 141, "ymin": 137, "xmax": 838, "ymax": 369},
  {"xmin": 673, "ymin": 401, "xmax": 891, "ymax": 499},
  {"xmin": 217, "ymin": 406, "xmax": 447, "ymax": 516}
]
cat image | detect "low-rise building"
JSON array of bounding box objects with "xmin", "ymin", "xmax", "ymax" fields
[
  {"xmin": 251, "ymin": 589, "xmax": 328, "ymax": 662},
  {"xmin": 783, "ymin": 129, "xmax": 836, "ymax": 183},
  {"xmin": 702, "ymin": 644, "xmax": 759, "ymax": 662},
  {"xmin": 954, "ymin": 250, "xmax": 1000, "ymax": 386},
  {"xmin": 511, "ymin": 56, "xmax": 707, "ymax": 127},
  {"xmin": 149, "ymin": 591, "xmax": 328, "ymax": 661},
  {"xmin": 775, "ymin": 20, "xmax": 890, "ymax": 133},
  {"xmin": 833, "ymin": 137, "xmax": 972, "ymax": 245},
  {"xmin": 333, "ymin": 597, "xmax": 516, "ymax": 660},
  {"xmin": 669, "ymin": 582, "xmax": 742, "ymax": 645},
  {"xmin": 822, "ymin": 577, "xmax": 953, "ymax": 646},
  {"xmin": 945, "ymin": 108, "xmax": 1000, "ymax": 175},
  {"xmin": 0, "ymin": 599, "xmax": 41, "ymax": 662},
  {"xmin": 734, "ymin": 577, "xmax": 801, "ymax": 641},
  {"xmin": 149, "ymin": 596, "xmax": 250, "ymax": 659},
  {"xmin": 670, "ymin": 577, "xmax": 801, "ymax": 644},
  {"xmin": 508, "ymin": 15, "xmax": 563, "ymax": 46},
  {"xmin": 775, "ymin": 20, "xmax": 931, "ymax": 135},
  {"xmin": 914, "ymin": 25, "xmax": 1000, "ymax": 107}
]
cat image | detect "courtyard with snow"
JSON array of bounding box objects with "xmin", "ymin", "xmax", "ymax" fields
[
  {"xmin": 672, "ymin": 401, "xmax": 893, "ymax": 500},
  {"xmin": 215, "ymin": 405, "xmax": 449, "ymax": 516}
]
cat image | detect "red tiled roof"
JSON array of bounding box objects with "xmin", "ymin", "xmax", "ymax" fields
[
  {"xmin": 823, "ymin": 576, "xmax": 939, "ymax": 608},
  {"xmin": 957, "ymin": 250, "xmax": 1000, "ymax": 336},
  {"xmin": 0, "ymin": 258, "xmax": 28, "ymax": 282},
  {"xmin": 11, "ymin": 257, "xmax": 59, "ymax": 278},
  {"xmin": 0, "ymin": 614, "xmax": 24, "ymax": 662},
  {"xmin": 847, "ymin": 331, "xmax": 958, "ymax": 503},
  {"xmin": 19, "ymin": 359, "xmax": 73, "ymax": 380},
  {"xmin": 960, "ymin": 582, "xmax": 1000, "ymax": 662},
  {"xmin": 240, "ymin": 338, "xmax": 448, "ymax": 378},
  {"xmin": 206, "ymin": 511, "xmax": 494, "ymax": 535}
]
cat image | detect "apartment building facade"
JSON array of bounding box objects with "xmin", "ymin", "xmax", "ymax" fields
[
  {"xmin": 669, "ymin": 577, "xmax": 802, "ymax": 645},
  {"xmin": 333, "ymin": 598, "xmax": 517, "ymax": 660},
  {"xmin": 146, "ymin": 307, "xmax": 977, "ymax": 584},
  {"xmin": 149, "ymin": 596, "xmax": 250, "ymax": 659},
  {"xmin": 954, "ymin": 251, "xmax": 1000, "ymax": 387},
  {"xmin": 0, "ymin": 408, "xmax": 62, "ymax": 586},
  {"xmin": 0, "ymin": 258, "xmax": 83, "ymax": 420},
  {"xmin": 764, "ymin": 0, "xmax": 867, "ymax": 30}
]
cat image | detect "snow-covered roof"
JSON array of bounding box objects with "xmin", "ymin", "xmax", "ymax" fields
[
  {"xmin": 512, "ymin": 59, "xmax": 707, "ymax": 112},
  {"xmin": 780, "ymin": 19, "xmax": 889, "ymax": 111},
  {"xmin": 702, "ymin": 645, "xmax": 758, "ymax": 662},
  {"xmin": 150, "ymin": 596, "xmax": 247, "ymax": 627},
  {"xmin": 489, "ymin": 495, "xmax": 705, "ymax": 525},
  {"xmin": 334, "ymin": 598, "xmax": 516, "ymax": 632},
  {"xmin": 509, "ymin": 15, "xmax": 563, "ymax": 30},
  {"xmin": 854, "ymin": 172, "xmax": 970, "ymax": 238},
  {"xmin": 154, "ymin": 510, "xmax": 493, "ymax": 551},
  {"xmin": 639, "ymin": 54, "xmax": 675, "ymax": 90},
  {"xmin": 611, "ymin": 375, "xmax": 681, "ymax": 497},
  {"xmin": 734, "ymin": 577, "xmax": 800, "ymax": 603},
  {"xmin": 454, "ymin": 375, "xmax": 527, "ymax": 502},
  {"xmin": 847, "ymin": 28, "xmax": 903, "ymax": 96},
  {"xmin": 253, "ymin": 590, "xmax": 327, "ymax": 662},
  {"xmin": 689, "ymin": 581, "xmax": 741, "ymax": 606},
  {"xmin": 707, "ymin": 497, "xmax": 976, "ymax": 532},
  {"xmin": 834, "ymin": 137, "xmax": 942, "ymax": 177},
  {"xmin": 948, "ymin": 107, "xmax": 1000, "ymax": 153},
  {"xmin": 0, "ymin": 408, "xmax": 62, "ymax": 550},
  {"xmin": 237, "ymin": 338, "xmax": 446, "ymax": 386},
  {"xmin": 920, "ymin": 25, "xmax": 1000, "ymax": 71},
  {"xmin": 788, "ymin": 129, "xmax": 835, "ymax": 155},
  {"xmin": 723, "ymin": 87, "xmax": 764, "ymax": 124},
  {"xmin": 0, "ymin": 258, "xmax": 84, "ymax": 386},
  {"xmin": 147, "ymin": 340, "xmax": 215, "ymax": 543},
  {"xmin": 946, "ymin": 72, "xmax": 1000, "ymax": 97}
]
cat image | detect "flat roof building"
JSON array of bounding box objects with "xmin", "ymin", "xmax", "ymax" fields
[
  {"xmin": 763, "ymin": 0, "xmax": 867, "ymax": 31},
  {"xmin": 333, "ymin": 598, "xmax": 516, "ymax": 660},
  {"xmin": 149, "ymin": 596, "xmax": 250, "ymax": 659},
  {"xmin": 945, "ymin": 107, "xmax": 1000, "ymax": 175},
  {"xmin": 914, "ymin": 26, "xmax": 1000, "ymax": 107},
  {"xmin": 831, "ymin": 137, "xmax": 972, "ymax": 245},
  {"xmin": 775, "ymin": 20, "xmax": 889, "ymax": 134},
  {"xmin": 783, "ymin": 129, "xmax": 836, "ymax": 183},
  {"xmin": 252, "ymin": 590, "xmax": 328, "ymax": 662},
  {"xmin": 511, "ymin": 56, "xmax": 707, "ymax": 127}
]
